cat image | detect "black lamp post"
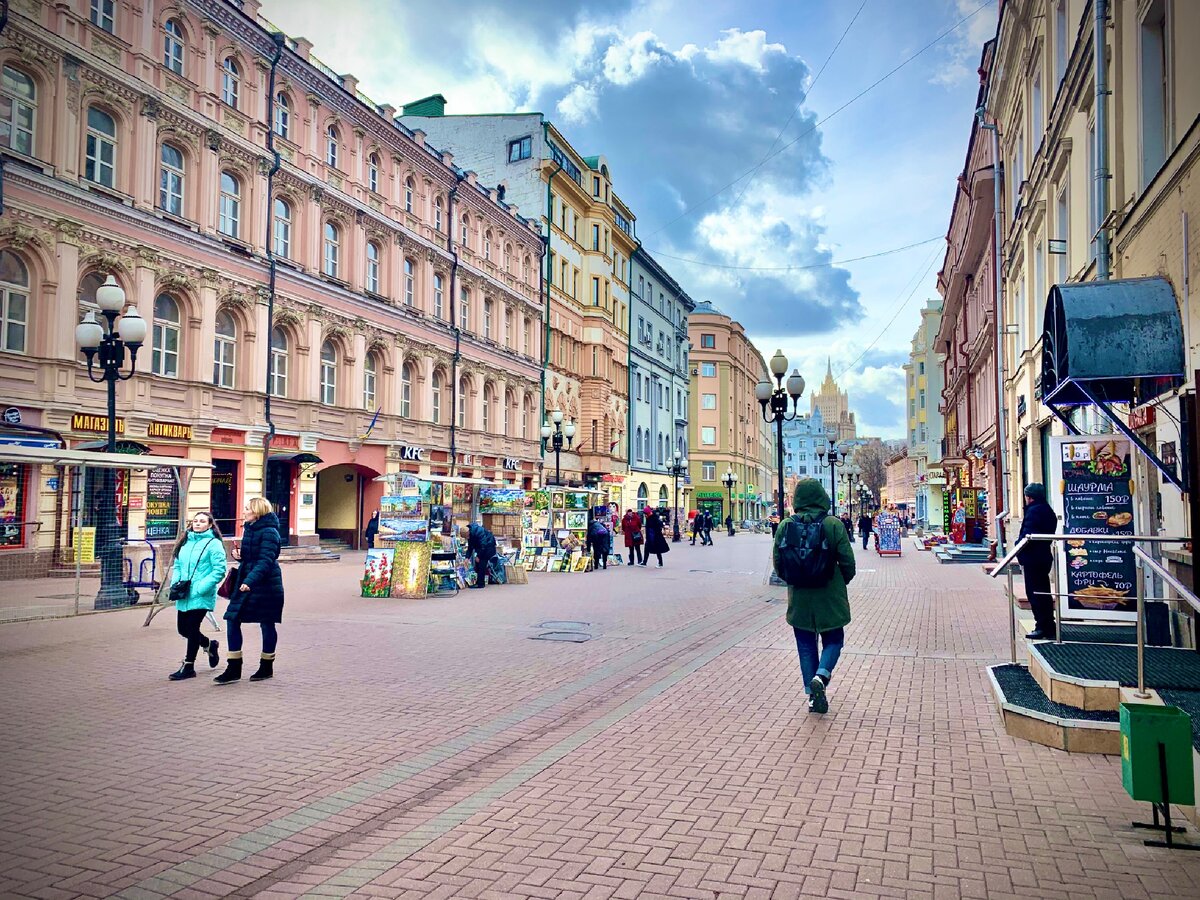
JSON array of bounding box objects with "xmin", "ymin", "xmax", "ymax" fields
[
  {"xmin": 754, "ymin": 350, "xmax": 805, "ymax": 524},
  {"xmin": 815, "ymin": 432, "xmax": 845, "ymax": 515},
  {"xmin": 721, "ymin": 469, "xmax": 737, "ymax": 535},
  {"xmin": 669, "ymin": 450, "xmax": 687, "ymax": 542},
  {"xmin": 75, "ymin": 275, "xmax": 147, "ymax": 608},
  {"xmin": 539, "ymin": 409, "xmax": 575, "ymax": 486}
]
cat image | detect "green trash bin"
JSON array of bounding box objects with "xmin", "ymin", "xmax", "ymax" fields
[{"xmin": 1120, "ymin": 703, "xmax": 1195, "ymax": 805}]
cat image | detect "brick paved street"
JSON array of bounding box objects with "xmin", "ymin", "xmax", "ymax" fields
[{"xmin": 3, "ymin": 534, "xmax": 1200, "ymax": 899}]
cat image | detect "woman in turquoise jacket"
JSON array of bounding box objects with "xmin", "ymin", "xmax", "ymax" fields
[{"xmin": 168, "ymin": 512, "xmax": 229, "ymax": 681}]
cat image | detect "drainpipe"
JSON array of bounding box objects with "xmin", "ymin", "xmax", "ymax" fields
[
  {"xmin": 447, "ymin": 172, "xmax": 465, "ymax": 476},
  {"xmin": 0, "ymin": 0, "xmax": 10, "ymax": 216},
  {"xmin": 261, "ymin": 33, "xmax": 286, "ymax": 467},
  {"xmin": 1094, "ymin": 0, "xmax": 1112, "ymax": 280},
  {"xmin": 540, "ymin": 125, "xmax": 564, "ymax": 485}
]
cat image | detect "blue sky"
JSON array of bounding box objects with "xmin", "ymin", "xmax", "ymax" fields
[{"xmin": 261, "ymin": 0, "xmax": 998, "ymax": 438}]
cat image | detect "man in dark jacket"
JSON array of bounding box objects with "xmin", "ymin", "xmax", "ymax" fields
[
  {"xmin": 857, "ymin": 513, "xmax": 872, "ymax": 550},
  {"xmin": 1017, "ymin": 483, "xmax": 1059, "ymax": 640},
  {"xmin": 460, "ymin": 522, "xmax": 498, "ymax": 589}
]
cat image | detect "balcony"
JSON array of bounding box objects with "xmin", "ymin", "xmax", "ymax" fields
[{"xmin": 941, "ymin": 430, "xmax": 964, "ymax": 463}]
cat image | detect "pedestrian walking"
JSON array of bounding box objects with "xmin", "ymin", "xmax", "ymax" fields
[
  {"xmin": 642, "ymin": 506, "xmax": 670, "ymax": 567},
  {"xmin": 587, "ymin": 516, "xmax": 611, "ymax": 570},
  {"xmin": 622, "ymin": 508, "xmax": 645, "ymax": 565},
  {"xmin": 1017, "ymin": 483, "xmax": 1059, "ymax": 640},
  {"xmin": 215, "ymin": 498, "xmax": 284, "ymax": 685},
  {"xmin": 702, "ymin": 510, "xmax": 715, "ymax": 545},
  {"xmin": 364, "ymin": 510, "xmax": 380, "ymax": 548},
  {"xmin": 773, "ymin": 479, "xmax": 856, "ymax": 714},
  {"xmin": 689, "ymin": 511, "xmax": 701, "ymax": 545},
  {"xmin": 461, "ymin": 521, "xmax": 499, "ymax": 589},
  {"xmin": 841, "ymin": 513, "xmax": 854, "ymax": 541},
  {"xmin": 166, "ymin": 511, "xmax": 227, "ymax": 681},
  {"xmin": 857, "ymin": 512, "xmax": 872, "ymax": 550}
]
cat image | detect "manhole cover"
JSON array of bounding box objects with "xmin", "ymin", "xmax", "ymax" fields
[
  {"xmin": 531, "ymin": 631, "xmax": 592, "ymax": 643},
  {"xmin": 535, "ymin": 620, "xmax": 591, "ymax": 629}
]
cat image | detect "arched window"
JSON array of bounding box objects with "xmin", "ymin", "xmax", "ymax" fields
[
  {"xmin": 0, "ymin": 250, "xmax": 29, "ymax": 353},
  {"xmin": 483, "ymin": 299, "xmax": 493, "ymax": 339},
  {"xmin": 221, "ymin": 57, "xmax": 239, "ymax": 108},
  {"xmin": 152, "ymin": 294, "xmax": 180, "ymax": 378},
  {"xmin": 163, "ymin": 19, "xmax": 184, "ymax": 74},
  {"xmin": 323, "ymin": 221, "xmax": 340, "ymax": 277},
  {"xmin": 366, "ymin": 242, "xmax": 380, "ymax": 294},
  {"xmin": 482, "ymin": 384, "xmax": 493, "ymax": 433},
  {"xmin": 326, "ymin": 124, "xmax": 339, "ymax": 168},
  {"xmin": 503, "ymin": 242, "xmax": 512, "ymax": 273},
  {"xmin": 268, "ymin": 327, "xmax": 288, "ymax": 397},
  {"xmin": 400, "ymin": 362, "xmax": 412, "ymax": 418},
  {"xmin": 84, "ymin": 107, "xmax": 116, "ymax": 187},
  {"xmin": 404, "ymin": 176, "xmax": 414, "ymax": 213},
  {"xmin": 434, "ymin": 196, "xmax": 444, "ymax": 231},
  {"xmin": 503, "ymin": 389, "xmax": 513, "ymax": 437},
  {"xmin": 273, "ymin": 198, "xmax": 291, "ymax": 258},
  {"xmin": 637, "ymin": 483, "xmax": 648, "ymax": 504},
  {"xmin": 522, "ymin": 255, "xmax": 531, "ymax": 285},
  {"xmin": 431, "ymin": 370, "xmax": 442, "ymax": 424},
  {"xmin": 212, "ymin": 310, "xmax": 236, "ymax": 388},
  {"xmin": 460, "ymin": 213, "xmax": 469, "ymax": 247},
  {"xmin": 273, "ymin": 92, "xmax": 289, "ymax": 139},
  {"xmin": 403, "ymin": 257, "xmax": 415, "ymax": 306},
  {"xmin": 483, "ymin": 230, "xmax": 492, "ymax": 262},
  {"xmin": 457, "ymin": 376, "xmax": 468, "ymax": 427},
  {"xmin": 218, "ymin": 171, "xmax": 240, "ymax": 237},
  {"xmin": 459, "ymin": 288, "xmax": 470, "ymax": 331},
  {"xmin": 521, "ymin": 396, "xmax": 531, "ymax": 439},
  {"xmin": 367, "ymin": 153, "xmax": 380, "ymax": 193},
  {"xmin": 659, "ymin": 485, "xmax": 669, "ymax": 505},
  {"xmin": 319, "ymin": 340, "xmax": 337, "ymax": 405},
  {"xmin": 158, "ymin": 143, "xmax": 184, "ymax": 216},
  {"xmin": 1, "ymin": 66, "xmax": 36, "ymax": 156},
  {"xmin": 433, "ymin": 274, "xmax": 444, "ymax": 319},
  {"xmin": 363, "ymin": 352, "xmax": 378, "ymax": 410}
]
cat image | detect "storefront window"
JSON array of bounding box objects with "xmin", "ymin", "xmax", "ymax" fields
[{"xmin": 0, "ymin": 463, "xmax": 27, "ymax": 547}]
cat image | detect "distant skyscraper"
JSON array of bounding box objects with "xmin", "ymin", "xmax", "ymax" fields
[{"xmin": 810, "ymin": 359, "xmax": 857, "ymax": 443}]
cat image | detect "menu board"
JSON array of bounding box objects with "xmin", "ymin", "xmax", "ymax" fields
[
  {"xmin": 876, "ymin": 512, "xmax": 902, "ymax": 556},
  {"xmin": 145, "ymin": 467, "xmax": 180, "ymax": 540},
  {"xmin": 1053, "ymin": 437, "xmax": 1137, "ymax": 620}
]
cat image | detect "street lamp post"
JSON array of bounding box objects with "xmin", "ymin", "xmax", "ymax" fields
[
  {"xmin": 75, "ymin": 275, "xmax": 147, "ymax": 608},
  {"xmin": 668, "ymin": 451, "xmax": 687, "ymax": 542},
  {"xmin": 815, "ymin": 432, "xmax": 845, "ymax": 515},
  {"xmin": 721, "ymin": 469, "xmax": 738, "ymax": 536},
  {"xmin": 539, "ymin": 409, "xmax": 575, "ymax": 486},
  {"xmin": 754, "ymin": 350, "xmax": 805, "ymax": 524}
]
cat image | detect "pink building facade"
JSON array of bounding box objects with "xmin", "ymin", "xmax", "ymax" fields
[{"xmin": 0, "ymin": 0, "xmax": 543, "ymax": 568}]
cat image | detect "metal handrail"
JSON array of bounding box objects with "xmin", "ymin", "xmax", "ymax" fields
[{"xmin": 1133, "ymin": 546, "xmax": 1200, "ymax": 617}]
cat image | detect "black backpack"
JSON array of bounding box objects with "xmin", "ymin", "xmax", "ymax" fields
[{"xmin": 776, "ymin": 515, "xmax": 836, "ymax": 588}]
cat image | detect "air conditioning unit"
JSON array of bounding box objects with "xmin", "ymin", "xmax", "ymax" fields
[{"xmin": 691, "ymin": 368, "xmax": 698, "ymax": 375}]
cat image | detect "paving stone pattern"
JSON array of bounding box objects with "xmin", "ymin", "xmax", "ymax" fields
[{"xmin": 2, "ymin": 537, "xmax": 1199, "ymax": 898}]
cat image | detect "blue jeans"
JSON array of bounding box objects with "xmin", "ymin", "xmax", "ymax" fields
[
  {"xmin": 228, "ymin": 620, "xmax": 278, "ymax": 654},
  {"xmin": 793, "ymin": 627, "xmax": 844, "ymax": 693}
]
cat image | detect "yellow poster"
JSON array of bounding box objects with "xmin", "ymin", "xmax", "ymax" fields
[{"xmin": 73, "ymin": 527, "xmax": 96, "ymax": 564}]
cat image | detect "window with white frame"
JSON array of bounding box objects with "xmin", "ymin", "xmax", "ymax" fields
[
  {"xmin": 503, "ymin": 390, "xmax": 512, "ymax": 436},
  {"xmin": 367, "ymin": 153, "xmax": 379, "ymax": 193},
  {"xmin": 218, "ymin": 171, "xmax": 240, "ymax": 237},
  {"xmin": 363, "ymin": 353, "xmax": 377, "ymax": 410},
  {"xmin": 163, "ymin": 19, "xmax": 184, "ymax": 75},
  {"xmin": 273, "ymin": 93, "xmax": 289, "ymax": 139},
  {"xmin": 523, "ymin": 317, "xmax": 531, "ymax": 354},
  {"xmin": 521, "ymin": 398, "xmax": 530, "ymax": 438},
  {"xmin": 431, "ymin": 370, "xmax": 442, "ymax": 423},
  {"xmin": 269, "ymin": 327, "xmax": 288, "ymax": 397},
  {"xmin": 701, "ymin": 427, "xmax": 716, "ymax": 445},
  {"xmin": 701, "ymin": 362, "xmax": 715, "ymax": 377},
  {"xmin": 221, "ymin": 58, "xmax": 239, "ymax": 108},
  {"xmin": 484, "ymin": 231, "xmax": 492, "ymax": 261},
  {"xmin": 482, "ymin": 385, "xmax": 492, "ymax": 432},
  {"xmin": 152, "ymin": 294, "xmax": 181, "ymax": 378},
  {"xmin": 326, "ymin": 124, "xmax": 339, "ymax": 168},
  {"xmin": 319, "ymin": 341, "xmax": 337, "ymax": 405},
  {"xmin": 403, "ymin": 257, "xmax": 414, "ymax": 306},
  {"xmin": 457, "ymin": 376, "xmax": 468, "ymax": 427},
  {"xmin": 273, "ymin": 198, "xmax": 291, "ymax": 258},
  {"xmin": 460, "ymin": 213, "xmax": 469, "ymax": 247},
  {"xmin": 459, "ymin": 289, "xmax": 469, "ymax": 331},
  {"xmin": 0, "ymin": 250, "xmax": 28, "ymax": 353},
  {"xmin": 405, "ymin": 177, "xmax": 414, "ymax": 213},
  {"xmin": 483, "ymin": 299, "xmax": 493, "ymax": 339},
  {"xmin": 212, "ymin": 311, "xmax": 236, "ymax": 388},
  {"xmin": 84, "ymin": 107, "xmax": 116, "ymax": 188},
  {"xmin": 90, "ymin": 0, "xmax": 114, "ymax": 33},
  {"xmin": 434, "ymin": 196, "xmax": 443, "ymax": 231},
  {"xmin": 366, "ymin": 242, "xmax": 380, "ymax": 294},
  {"xmin": 702, "ymin": 461, "xmax": 715, "ymax": 481},
  {"xmin": 159, "ymin": 143, "xmax": 184, "ymax": 216},
  {"xmin": 0, "ymin": 66, "xmax": 36, "ymax": 157},
  {"xmin": 433, "ymin": 274, "xmax": 444, "ymax": 318},
  {"xmin": 503, "ymin": 243, "xmax": 511, "ymax": 273},
  {"xmin": 323, "ymin": 221, "xmax": 340, "ymax": 278},
  {"xmin": 702, "ymin": 393, "xmax": 716, "ymax": 410}
]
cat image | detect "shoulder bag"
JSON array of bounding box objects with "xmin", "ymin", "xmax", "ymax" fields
[{"xmin": 169, "ymin": 537, "xmax": 215, "ymax": 604}]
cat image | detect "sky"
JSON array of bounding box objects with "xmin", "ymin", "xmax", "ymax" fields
[{"xmin": 260, "ymin": 0, "xmax": 999, "ymax": 439}]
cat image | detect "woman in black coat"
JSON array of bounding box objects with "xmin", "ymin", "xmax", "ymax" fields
[
  {"xmin": 641, "ymin": 506, "xmax": 670, "ymax": 567},
  {"xmin": 215, "ymin": 497, "xmax": 284, "ymax": 685}
]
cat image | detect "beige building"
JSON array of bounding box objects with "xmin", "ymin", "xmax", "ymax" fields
[{"xmin": 810, "ymin": 360, "xmax": 857, "ymax": 443}]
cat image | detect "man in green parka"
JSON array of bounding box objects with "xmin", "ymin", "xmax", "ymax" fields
[{"xmin": 772, "ymin": 478, "xmax": 856, "ymax": 714}]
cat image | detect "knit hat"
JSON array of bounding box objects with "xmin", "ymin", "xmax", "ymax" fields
[{"xmin": 1023, "ymin": 482, "xmax": 1047, "ymax": 503}]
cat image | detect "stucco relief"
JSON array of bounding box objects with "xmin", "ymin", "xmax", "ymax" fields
[
  {"xmin": 89, "ymin": 35, "xmax": 120, "ymax": 66},
  {"xmin": 0, "ymin": 221, "xmax": 50, "ymax": 253},
  {"xmin": 272, "ymin": 304, "xmax": 302, "ymax": 329},
  {"xmin": 81, "ymin": 248, "xmax": 133, "ymax": 280}
]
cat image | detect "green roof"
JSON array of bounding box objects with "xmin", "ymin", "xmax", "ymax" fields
[
  {"xmin": 402, "ymin": 94, "xmax": 447, "ymax": 117},
  {"xmin": 582, "ymin": 155, "xmax": 600, "ymax": 170}
]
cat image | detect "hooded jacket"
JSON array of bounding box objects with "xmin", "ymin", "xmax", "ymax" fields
[
  {"xmin": 170, "ymin": 529, "xmax": 228, "ymax": 613},
  {"xmin": 226, "ymin": 511, "xmax": 284, "ymax": 624},
  {"xmin": 772, "ymin": 479, "xmax": 856, "ymax": 632}
]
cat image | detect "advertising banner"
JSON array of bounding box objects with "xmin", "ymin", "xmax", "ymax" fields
[{"xmin": 145, "ymin": 467, "xmax": 180, "ymax": 540}]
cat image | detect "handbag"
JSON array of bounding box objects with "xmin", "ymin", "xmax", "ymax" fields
[
  {"xmin": 169, "ymin": 537, "xmax": 215, "ymax": 603},
  {"xmin": 216, "ymin": 566, "xmax": 238, "ymax": 599}
]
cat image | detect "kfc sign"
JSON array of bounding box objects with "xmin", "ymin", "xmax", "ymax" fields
[{"xmin": 396, "ymin": 445, "xmax": 425, "ymax": 461}]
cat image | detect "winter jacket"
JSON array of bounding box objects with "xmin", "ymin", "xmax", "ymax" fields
[
  {"xmin": 857, "ymin": 514, "xmax": 872, "ymax": 535},
  {"xmin": 586, "ymin": 519, "xmax": 611, "ymax": 553},
  {"xmin": 170, "ymin": 529, "xmax": 228, "ymax": 613},
  {"xmin": 467, "ymin": 522, "xmax": 498, "ymax": 561},
  {"xmin": 621, "ymin": 511, "xmax": 644, "ymax": 548},
  {"xmin": 773, "ymin": 479, "xmax": 856, "ymax": 633},
  {"xmin": 226, "ymin": 512, "xmax": 285, "ymax": 624},
  {"xmin": 1016, "ymin": 500, "xmax": 1058, "ymax": 570},
  {"xmin": 644, "ymin": 511, "xmax": 670, "ymax": 555}
]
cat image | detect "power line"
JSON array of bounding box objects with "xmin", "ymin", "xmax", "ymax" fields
[
  {"xmin": 644, "ymin": 0, "xmax": 995, "ymax": 239},
  {"xmin": 645, "ymin": 234, "xmax": 942, "ymax": 272}
]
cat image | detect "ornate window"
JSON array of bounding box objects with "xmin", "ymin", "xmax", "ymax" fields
[
  {"xmin": 319, "ymin": 340, "xmax": 337, "ymax": 405},
  {"xmin": 431, "ymin": 371, "xmax": 442, "ymax": 423},
  {"xmin": 483, "ymin": 299, "xmax": 493, "ymax": 339},
  {"xmin": 323, "ymin": 221, "xmax": 340, "ymax": 278},
  {"xmin": 523, "ymin": 317, "xmax": 531, "ymax": 355},
  {"xmin": 163, "ymin": 19, "xmax": 184, "ymax": 74},
  {"xmin": 151, "ymin": 294, "xmax": 180, "ymax": 378},
  {"xmin": 367, "ymin": 153, "xmax": 380, "ymax": 193},
  {"xmin": 90, "ymin": 0, "xmax": 114, "ymax": 33},
  {"xmin": 212, "ymin": 311, "xmax": 236, "ymax": 388},
  {"xmin": 0, "ymin": 66, "xmax": 36, "ymax": 156},
  {"xmin": 218, "ymin": 171, "xmax": 240, "ymax": 237},
  {"xmin": 522, "ymin": 255, "xmax": 531, "ymax": 284},
  {"xmin": 482, "ymin": 384, "xmax": 493, "ymax": 433},
  {"xmin": 457, "ymin": 376, "xmax": 468, "ymax": 427},
  {"xmin": 366, "ymin": 242, "xmax": 380, "ymax": 294},
  {"xmin": 363, "ymin": 352, "xmax": 378, "ymax": 410},
  {"xmin": 403, "ymin": 257, "xmax": 415, "ymax": 306},
  {"xmin": 404, "ymin": 176, "xmax": 414, "ymax": 213},
  {"xmin": 158, "ymin": 143, "xmax": 184, "ymax": 216},
  {"xmin": 268, "ymin": 327, "xmax": 288, "ymax": 397},
  {"xmin": 433, "ymin": 274, "xmax": 444, "ymax": 318},
  {"xmin": 0, "ymin": 250, "xmax": 29, "ymax": 353},
  {"xmin": 273, "ymin": 198, "xmax": 291, "ymax": 258},
  {"xmin": 273, "ymin": 92, "xmax": 289, "ymax": 139},
  {"xmin": 84, "ymin": 107, "xmax": 116, "ymax": 188},
  {"xmin": 400, "ymin": 362, "xmax": 412, "ymax": 418},
  {"xmin": 326, "ymin": 124, "xmax": 339, "ymax": 168},
  {"xmin": 459, "ymin": 289, "xmax": 469, "ymax": 331},
  {"xmin": 503, "ymin": 243, "xmax": 512, "ymax": 273},
  {"xmin": 221, "ymin": 58, "xmax": 239, "ymax": 108},
  {"xmin": 522, "ymin": 396, "xmax": 531, "ymax": 439},
  {"xmin": 483, "ymin": 230, "xmax": 492, "ymax": 262},
  {"xmin": 460, "ymin": 213, "xmax": 469, "ymax": 247},
  {"xmin": 434, "ymin": 196, "xmax": 444, "ymax": 231}
]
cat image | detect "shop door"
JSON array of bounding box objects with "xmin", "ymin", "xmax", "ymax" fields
[
  {"xmin": 210, "ymin": 460, "xmax": 238, "ymax": 538},
  {"xmin": 265, "ymin": 460, "xmax": 292, "ymax": 545}
]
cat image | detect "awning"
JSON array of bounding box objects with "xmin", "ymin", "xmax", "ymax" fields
[
  {"xmin": 0, "ymin": 445, "xmax": 212, "ymax": 470},
  {"xmin": 74, "ymin": 439, "xmax": 152, "ymax": 454},
  {"xmin": 1040, "ymin": 276, "xmax": 1184, "ymax": 407},
  {"xmin": 268, "ymin": 451, "xmax": 322, "ymax": 465}
]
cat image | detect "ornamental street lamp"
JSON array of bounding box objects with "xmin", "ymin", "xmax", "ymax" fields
[
  {"xmin": 75, "ymin": 275, "xmax": 147, "ymax": 609},
  {"xmin": 539, "ymin": 409, "xmax": 575, "ymax": 486},
  {"xmin": 815, "ymin": 432, "xmax": 846, "ymax": 515},
  {"xmin": 721, "ymin": 468, "xmax": 738, "ymax": 536},
  {"xmin": 668, "ymin": 451, "xmax": 687, "ymax": 542},
  {"xmin": 755, "ymin": 350, "xmax": 805, "ymax": 524}
]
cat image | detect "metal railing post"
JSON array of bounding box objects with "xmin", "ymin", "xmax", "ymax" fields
[
  {"xmin": 1051, "ymin": 548, "xmax": 1062, "ymax": 644},
  {"xmin": 1135, "ymin": 551, "xmax": 1149, "ymax": 699},
  {"xmin": 1006, "ymin": 568, "xmax": 1017, "ymax": 664}
]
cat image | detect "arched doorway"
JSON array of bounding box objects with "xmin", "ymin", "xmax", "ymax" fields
[{"xmin": 315, "ymin": 462, "xmax": 382, "ymax": 550}]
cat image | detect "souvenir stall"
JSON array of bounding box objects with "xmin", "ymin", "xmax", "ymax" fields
[{"xmin": 519, "ymin": 487, "xmax": 608, "ymax": 573}]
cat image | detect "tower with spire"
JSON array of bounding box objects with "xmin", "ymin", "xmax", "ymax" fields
[{"xmin": 810, "ymin": 358, "xmax": 857, "ymax": 443}]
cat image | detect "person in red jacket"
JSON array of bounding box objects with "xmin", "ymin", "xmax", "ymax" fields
[{"xmin": 621, "ymin": 508, "xmax": 644, "ymax": 566}]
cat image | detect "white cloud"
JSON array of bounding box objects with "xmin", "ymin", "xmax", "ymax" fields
[
  {"xmin": 702, "ymin": 28, "xmax": 787, "ymax": 72},
  {"xmin": 603, "ymin": 31, "xmax": 668, "ymax": 85},
  {"xmin": 930, "ymin": 0, "xmax": 998, "ymax": 87},
  {"xmin": 556, "ymin": 83, "xmax": 599, "ymax": 123}
]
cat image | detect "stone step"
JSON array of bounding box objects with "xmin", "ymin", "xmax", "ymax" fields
[
  {"xmin": 987, "ymin": 663, "xmax": 1119, "ymax": 754},
  {"xmin": 279, "ymin": 546, "xmax": 341, "ymax": 564},
  {"xmin": 1028, "ymin": 641, "xmax": 1200, "ymax": 712}
]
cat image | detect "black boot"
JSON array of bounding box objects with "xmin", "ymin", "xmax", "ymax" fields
[
  {"xmin": 213, "ymin": 656, "xmax": 242, "ymax": 685},
  {"xmin": 169, "ymin": 661, "xmax": 196, "ymax": 681},
  {"xmin": 249, "ymin": 654, "xmax": 275, "ymax": 682},
  {"xmin": 206, "ymin": 639, "xmax": 220, "ymax": 669}
]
